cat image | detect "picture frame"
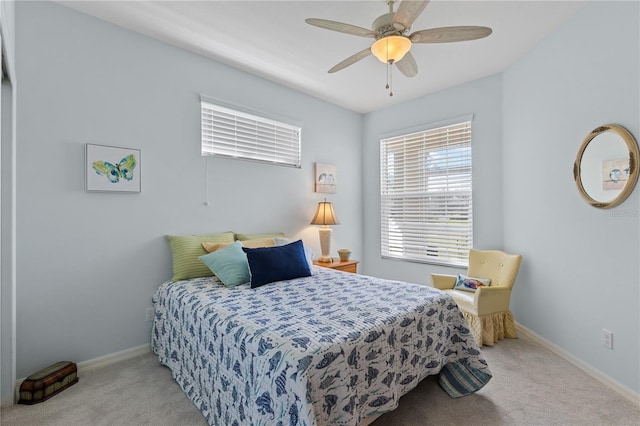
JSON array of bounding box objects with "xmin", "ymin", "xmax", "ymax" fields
[
  {"xmin": 601, "ymin": 158, "xmax": 629, "ymax": 191},
  {"xmin": 314, "ymin": 163, "xmax": 337, "ymax": 193},
  {"xmin": 85, "ymin": 144, "xmax": 141, "ymax": 193}
]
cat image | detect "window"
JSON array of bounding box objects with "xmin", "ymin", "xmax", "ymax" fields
[
  {"xmin": 380, "ymin": 120, "xmax": 473, "ymax": 267},
  {"xmin": 201, "ymin": 100, "xmax": 301, "ymax": 167}
]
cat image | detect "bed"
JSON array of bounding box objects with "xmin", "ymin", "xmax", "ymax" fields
[{"xmin": 152, "ymin": 266, "xmax": 491, "ymax": 425}]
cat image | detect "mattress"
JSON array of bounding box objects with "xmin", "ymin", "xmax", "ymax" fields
[{"xmin": 152, "ymin": 268, "xmax": 491, "ymax": 425}]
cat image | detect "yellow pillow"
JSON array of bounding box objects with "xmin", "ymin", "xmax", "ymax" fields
[
  {"xmin": 241, "ymin": 237, "xmax": 276, "ymax": 248},
  {"xmin": 166, "ymin": 232, "xmax": 235, "ymax": 281},
  {"xmin": 235, "ymin": 232, "xmax": 285, "ymax": 241},
  {"xmin": 202, "ymin": 237, "xmax": 275, "ymax": 253},
  {"xmin": 201, "ymin": 242, "xmax": 233, "ymax": 253}
]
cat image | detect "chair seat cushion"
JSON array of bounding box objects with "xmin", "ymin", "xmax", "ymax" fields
[{"xmin": 443, "ymin": 289, "xmax": 477, "ymax": 315}]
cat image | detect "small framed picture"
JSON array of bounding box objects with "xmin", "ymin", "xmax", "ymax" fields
[
  {"xmin": 314, "ymin": 163, "xmax": 337, "ymax": 193},
  {"xmin": 85, "ymin": 144, "xmax": 141, "ymax": 193},
  {"xmin": 601, "ymin": 158, "xmax": 629, "ymax": 191}
]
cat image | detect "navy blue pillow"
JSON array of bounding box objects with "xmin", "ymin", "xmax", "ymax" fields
[{"xmin": 243, "ymin": 239, "xmax": 312, "ymax": 288}]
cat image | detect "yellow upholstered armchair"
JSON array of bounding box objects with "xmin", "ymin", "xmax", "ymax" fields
[{"xmin": 431, "ymin": 249, "xmax": 522, "ymax": 346}]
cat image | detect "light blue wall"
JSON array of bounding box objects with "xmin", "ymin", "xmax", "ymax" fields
[
  {"xmin": 0, "ymin": 80, "xmax": 16, "ymax": 407},
  {"xmin": 503, "ymin": 1, "xmax": 639, "ymax": 393},
  {"xmin": 362, "ymin": 74, "xmax": 504, "ymax": 284},
  {"xmin": 0, "ymin": 0, "xmax": 17, "ymax": 407},
  {"xmin": 14, "ymin": 1, "xmax": 362, "ymax": 378}
]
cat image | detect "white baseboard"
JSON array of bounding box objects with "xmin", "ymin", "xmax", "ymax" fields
[
  {"xmin": 516, "ymin": 322, "xmax": 639, "ymax": 407},
  {"xmin": 13, "ymin": 344, "xmax": 151, "ymax": 404},
  {"xmin": 76, "ymin": 344, "xmax": 151, "ymax": 373}
]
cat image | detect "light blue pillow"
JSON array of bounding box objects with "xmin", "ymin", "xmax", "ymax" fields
[
  {"xmin": 454, "ymin": 274, "xmax": 491, "ymax": 292},
  {"xmin": 198, "ymin": 241, "xmax": 249, "ymax": 287}
]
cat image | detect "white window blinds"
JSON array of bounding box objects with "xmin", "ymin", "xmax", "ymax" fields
[
  {"xmin": 380, "ymin": 120, "xmax": 473, "ymax": 267},
  {"xmin": 201, "ymin": 100, "xmax": 301, "ymax": 167}
]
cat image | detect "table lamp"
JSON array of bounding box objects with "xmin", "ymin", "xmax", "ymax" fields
[{"xmin": 310, "ymin": 198, "xmax": 339, "ymax": 263}]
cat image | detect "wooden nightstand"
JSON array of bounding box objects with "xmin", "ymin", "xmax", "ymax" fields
[{"xmin": 313, "ymin": 258, "xmax": 359, "ymax": 273}]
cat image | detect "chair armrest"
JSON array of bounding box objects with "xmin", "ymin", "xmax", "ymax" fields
[
  {"xmin": 431, "ymin": 274, "xmax": 456, "ymax": 290},
  {"xmin": 475, "ymin": 286, "xmax": 512, "ymax": 315}
]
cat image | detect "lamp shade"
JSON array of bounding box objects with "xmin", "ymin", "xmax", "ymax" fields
[
  {"xmin": 371, "ymin": 36, "xmax": 412, "ymax": 64},
  {"xmin": 310, "ymin": 200, "xmax": 339, "ymax": 226}
]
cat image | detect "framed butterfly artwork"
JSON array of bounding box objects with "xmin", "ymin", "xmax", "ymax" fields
[{"xmin": 85, "ymin": 144, "xmax": 141, "ymax": 193}]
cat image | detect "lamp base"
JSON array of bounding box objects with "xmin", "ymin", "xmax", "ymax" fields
[{"xmin": 317, "ymin": 227, "xmax": 333, "ymax": 263}]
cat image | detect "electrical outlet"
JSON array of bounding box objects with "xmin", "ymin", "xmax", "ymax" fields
[
  {"xmin": 602, "ymin": 329, "xmax": 613, "ymax": 349},
  {"xmin": 145, "ymin": 307, "xmax": 154, "ymax": 322}
]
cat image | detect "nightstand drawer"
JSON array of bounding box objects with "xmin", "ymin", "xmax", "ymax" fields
[{"xmin": 313, "ymin": 259, "xmax": 359, "ymax": 274}]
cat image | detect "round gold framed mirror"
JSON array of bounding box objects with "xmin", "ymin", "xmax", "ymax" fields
[{"xmin": 573, "ymin": 124, "xmax": 639, "ymax": 209}]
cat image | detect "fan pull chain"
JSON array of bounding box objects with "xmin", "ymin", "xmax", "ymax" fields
[
  {"xmin": 386, "ymin": 62, "xmax": 393, "ymax": 97},
  {"xmin": 386, "ymin": 63, "xmax": 390, "ymax": 90}
]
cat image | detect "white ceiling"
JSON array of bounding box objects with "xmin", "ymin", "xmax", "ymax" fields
[{"xmin": 58, "ymin": 1, "xmax": 585, "ymax": 113}]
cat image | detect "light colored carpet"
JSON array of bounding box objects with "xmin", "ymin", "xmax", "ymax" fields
[{"xmin": 1, "ymin": 332, "xmax": 638, "ymax": 425}]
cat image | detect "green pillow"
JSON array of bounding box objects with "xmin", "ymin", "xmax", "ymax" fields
[
  {"xmin": 166, "ymin": 232, "xmax": 234, "ymax": 281},
  {"xmin": 235, "ymin": 232, "xmax": 285, "ymax": 241},
  {"xmin": 198, "ymin": 241, "xmax": 250, "ymax": 287}
]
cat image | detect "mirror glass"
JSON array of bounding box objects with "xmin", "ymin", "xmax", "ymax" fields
[
  {"xmin": 574, "ymin": 125, "xmax": 639, "ymax": 209},
  {"xmin": 579, "ymin": 132, "xmax": 629, "ymax": 203}
]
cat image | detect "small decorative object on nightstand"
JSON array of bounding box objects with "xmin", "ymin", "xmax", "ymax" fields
[
  {"xmin": 313, "ymin": 258, "xmax": 359, "ymax": 274},
  {"xmin": 337, "ymin": 249, "xmax": 352, "ymax": 261}
]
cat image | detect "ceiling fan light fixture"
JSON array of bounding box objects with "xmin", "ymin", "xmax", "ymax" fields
[{"xmin": 371, "ymin": 35, "xmax": 411, "ymax": 64}]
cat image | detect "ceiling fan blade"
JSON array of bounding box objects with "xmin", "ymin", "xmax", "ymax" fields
[
  {"xmin": 328, "ymin": 48, "xmax": 372, "ymax": 73},
  {"xmin": 305, "ymin": 18, "xmax": 375, "ymax": 38},
  {"xmin": 410, "ymin": 26, "xmax": 492, "ymax": 43},
  {"xmin": 393, "ymin": 0, "xmax": 430, "ymax": 32},
  {"xmin": 396, "ymin": 52, "xmax": 418, "ymax": 78}
]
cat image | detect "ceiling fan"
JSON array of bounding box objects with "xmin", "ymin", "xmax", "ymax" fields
[{"xmin": 305, "ymin": 0, "xmax": 492, "ymax": 95}]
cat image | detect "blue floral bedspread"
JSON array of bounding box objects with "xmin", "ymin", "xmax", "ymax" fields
[{"xmin": 152, "ymin": 268, "xmax": 491, "ymax": 426}]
